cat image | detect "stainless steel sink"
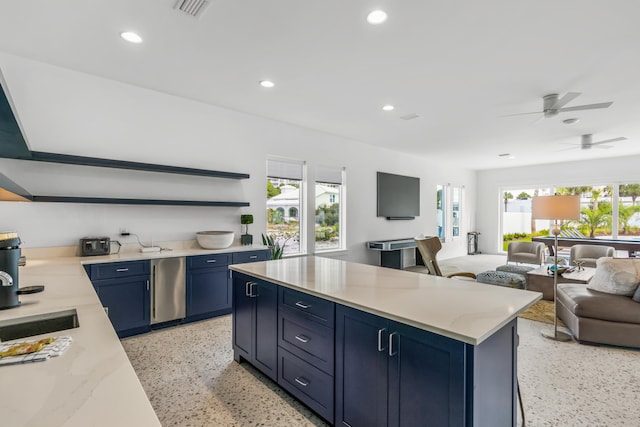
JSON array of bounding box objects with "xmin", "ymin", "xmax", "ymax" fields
[{"xmin": 0, "ymin": 309, "xmax": 79, "ymax": 342}]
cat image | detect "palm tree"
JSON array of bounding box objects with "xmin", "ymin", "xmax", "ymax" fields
[
  {"xmin": 503, "ymin": 192, "xmax": 513, "ymax": 212},
  {"xmin": 620, "ymin": 184, "xmax": 640, "ymax": 205},
  {"xmin": 591, "ymin": 188, "xmax": 602, "ymax": 211},
  {"xmin": 618, "ymin": 204, "xmax": 639, "ymax": 235},
  {"xmin": 580, "ymin": 208, "xmax": 610, "ymax": 238},
  {"xmin": 530, "ymin": 189, "xmax": 539, "ymax": 235}
]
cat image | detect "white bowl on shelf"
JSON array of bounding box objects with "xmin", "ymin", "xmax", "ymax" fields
[{"xmin": 195, "ymin": 231, "xmax": 235, "ymax": 249}]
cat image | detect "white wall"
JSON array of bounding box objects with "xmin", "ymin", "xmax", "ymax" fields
[
  {"xmin": 477, "ymin": 156, "xmax": 640, "ymax": 254},
  {"xmin": 0, "ymin": 53, "xmax": 476, "ymax": 264}
]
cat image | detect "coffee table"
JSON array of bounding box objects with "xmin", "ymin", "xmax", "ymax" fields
[{"xmin": 526, "ymin": 266, "xmax": 596, "ymax": 301}]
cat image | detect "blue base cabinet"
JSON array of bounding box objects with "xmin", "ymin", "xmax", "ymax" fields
[
  {"xmin": 186, "ymin": 253, "xmax": 232, "ymax": 321},
  {"xmin": 232, "ymin": 272, "xmax": 278, "ymax": 382},
  {"xmin": 88, "ymin": 260, "xmax": 150, "ymax": 338}
]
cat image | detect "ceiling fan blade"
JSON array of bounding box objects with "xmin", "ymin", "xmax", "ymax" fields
[
  {"xmin": 559, "ymin": 101, "xmax": 613, "ymax": 112},
  {"xmin": 557, "ymin": 146, "xmax": 578, "ymax": 152},
  {"xmin": 501, "ymin": 111, "xmax": 542, "ymax": 117},
  {"xmin": 591, "ymin": 137, "xmax": 627, "ymax": 145},
  {"xmin": 551, "ymin": 92, "xmax": 581, "ymax": 109}
]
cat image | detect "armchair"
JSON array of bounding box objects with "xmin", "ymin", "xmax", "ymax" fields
[
  {"xmin": 569, "ymin": 244, "xmax": 615, "ymax": 268},
  {"xmin": 507, "ymin": 241, "xmax": 545, "ymax": 265},
  {"xmin": 415, "ymin": 236, "xmax": 476, "ymax": 280}
]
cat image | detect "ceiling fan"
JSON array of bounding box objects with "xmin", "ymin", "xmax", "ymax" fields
[
  {"xmin": 561, "ymin": 134, "xmax": 627, "ymax": 151},
  {"xmin": 509, "ymin": 92, "xmax": 613, "ymax": 118}
]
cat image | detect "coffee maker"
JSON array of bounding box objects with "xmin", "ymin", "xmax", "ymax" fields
[{"xmin": 0, "ymin": 232, "xmax": 21, "ymax": 309}]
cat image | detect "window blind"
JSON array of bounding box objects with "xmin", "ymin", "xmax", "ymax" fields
[
  {"xmin": 267, "ymin": 159, "xmax": 304, "ymax": 180},
  {"xmin": 316, "ymin": 166, "xmax": 344, "ymax": 185}
]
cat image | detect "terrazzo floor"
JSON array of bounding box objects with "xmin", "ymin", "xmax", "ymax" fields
[
  {"xmin": 122, "ymin": 314, "xmax": 640, "ymax": 427},
  {"xmin": 121, "ymin": 256, "xmax": 640, "ymax": 427}
]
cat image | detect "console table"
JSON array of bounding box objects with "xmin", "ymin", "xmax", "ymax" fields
[
  {"xmin": 367, "ymin": 238, "xmax": 424, "ymax": 269},
  {"xmin": 532, "ymin": 236, "xmax": 640, "ymax": 257}
]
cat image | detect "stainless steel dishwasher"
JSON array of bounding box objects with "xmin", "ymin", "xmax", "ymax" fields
[{"xmin": 150, "ymin": 257, "xmax": 186, "ymax": 324}]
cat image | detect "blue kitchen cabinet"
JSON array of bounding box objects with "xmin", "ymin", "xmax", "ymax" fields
[
  {"xmin": 335, "ymin": 305, "xmax": 467, "ymax": 427},
  {"xmin": 186, "ymin": 253, "xmax": 232, "ymax": 321},
  {"xmin": 88, "ymin": 260, "xmax": 151, "ymax": 338},
  {"xmin": 232, "ymin": 272, "xmax": 278, "ymax": 382}
]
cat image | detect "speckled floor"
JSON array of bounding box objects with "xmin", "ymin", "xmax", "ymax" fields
[{"xmin": 122, "ymin": 313, "xmax": 639, "ymax": 427}]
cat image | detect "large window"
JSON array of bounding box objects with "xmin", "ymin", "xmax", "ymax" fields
[
  {"xmin": 437, "ymin": 184, "xmax": 464, "ymax": 241},
  {"xmin": 266, "ymin": 159, "xmax": 305, "ymax": 255},
  {"xmin": 315, "ymin": 166, "xmax": 345, "ymax": 252},
  {"xmin": 500, "ymin": 183, "xmax": 640, "ymax": 252},
  {"xmin": 436, "ymin": 185, "xmax": 446, "ymax": 240}
]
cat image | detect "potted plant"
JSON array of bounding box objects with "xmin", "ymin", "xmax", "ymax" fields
[
  {"xmin": 261, "ymin": 233, "xmax": 288, "ymax": 259},
  {"xmin": 240, "ymin": 214, "xmax": 254, "ymax": 245}
]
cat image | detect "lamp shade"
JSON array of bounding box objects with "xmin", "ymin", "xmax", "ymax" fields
[{"xmin": 532, "ymin": 195, "xmax": 581, "ymax": 220}]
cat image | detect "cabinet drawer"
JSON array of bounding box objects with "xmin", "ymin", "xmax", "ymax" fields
[
  {"xmin": 280, "ymin": 287, "xmax": 334, "ymax": 328},
  {"xmin": 279, "ymin": 311, "xmax": 334, "ymax": 375},
  {"xmin": 232, "ymin": 250, "xmax": 269, "ymax": 264},
  {"xmin": 89, "ymin": 260, "xmax": 149, "ymax": 281},
  {"xmin": 187, "ymin": 253, "xmax": 230, "ymax": 270},
  {"xmin": 278, "ymin": 348, "xmax": 334, "ymax": 423}
]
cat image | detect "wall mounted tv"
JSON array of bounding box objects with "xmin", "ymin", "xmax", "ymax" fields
[{"xmin": 377, "ymin": 171, "xmax": 420, "ymax": 220}]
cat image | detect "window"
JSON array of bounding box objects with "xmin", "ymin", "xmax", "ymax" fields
[
  {"xmin": 266, "ymin": 159, "xmax": 305, "ymax": 255},
  {"xmin": 436, "ymin": 185, "xmax": 445, "ymax": 240},
  {"xmin": 315, "ymin": 166, "xmax": 345, "ymax": 252},
  {"xmin": 452, "ymin": 186, "xmax": 461, "ymax": 237}
]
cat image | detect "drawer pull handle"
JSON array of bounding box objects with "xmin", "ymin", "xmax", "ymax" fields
[
  {"xmin": 294, "ymin": 377, "xmax": 309, "ymax": 387},
  {"xmin": 295, "ymin": 335, "xmax": 310, "ymax": 343},
  {"xmin": 295, "ymin": 301, "xmax": 310, "ymax": 309},
  {"xmin": 206, "ymin": 259, "xmax": 217, "ymax": 263},
  {"xmin": 116, "ymin": 268, "xmax": 129, "ymax": 272},
  {"xmin": 377, "ymin": 328, "xmax": 387, "ymax": 352},
  {"xmin": 389, "ymin": 332, "xmax": 398, "ymax": 357},
  {"xmin": 249, "ymin": 255, "xmax": 257, "ymax": 259}
]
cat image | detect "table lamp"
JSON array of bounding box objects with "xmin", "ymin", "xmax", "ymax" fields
[{"xmin": 532, "ymin": 194, "xmax": 581, "ymax": 341}]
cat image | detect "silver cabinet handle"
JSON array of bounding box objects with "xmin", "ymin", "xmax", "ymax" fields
[
  {"xmin": 116, "ymin": 268, "xmax": 129, "ymax": 272},
  {"xmin": 295, "ymin": 335, "xmax": 310, "ymax": 343},
  {"xmin": 294, "ymin": 377, "xmax": 309, "ymax": 387},
  {"xmin": 249, "ymin": 255, "xmax": 257, "ymax": 259},
  {"xmin": 249, "ymin": 282, "xmax": 257, "ymax": 298},
  {"xmin": 245, "ymin": 282, "xmax": 251, "ymax": 297},
  {"xmin": 295, "ymin": 301, "xmax": 310, "ymax": 309},
  {"xmin": 146, "ymin": 280, "xmax": 150, "ymax": 291},
  {"xmin": 152, "ymin": 265, "xmax": 157, "ymax": 320},
  {"xmin": 389, "ymin": 332, "xmax": 398, "ymax": 356},
  {"xmin": 377, "ymin": 328, "xmax": 387, "ymax": 352},
  {"xmin": 206, "ymin": 259, "xmax": 217, "ymax": 263}
]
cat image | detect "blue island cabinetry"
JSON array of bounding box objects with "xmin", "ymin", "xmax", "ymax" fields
[{"xmin": 231, "ymin": 270, "xmax": 519, "ymax": 427}]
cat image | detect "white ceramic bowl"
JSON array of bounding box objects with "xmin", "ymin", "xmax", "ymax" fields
[{"xmin": 195, "ymin": 231, "xmax": 235, "ymax": 249}]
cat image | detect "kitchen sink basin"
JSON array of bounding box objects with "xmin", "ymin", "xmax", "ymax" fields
[{"xmin": 0, "ymin": 308, "xmax": 79, "ymax": 342}]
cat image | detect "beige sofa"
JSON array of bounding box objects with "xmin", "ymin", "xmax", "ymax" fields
[
  {"xmin": 556, "ymin": 257, "xmax": 640, "ymax": 348},
  {"xmin": 557, "ymin": 283, "xmax": 640, "ymax": 348}
]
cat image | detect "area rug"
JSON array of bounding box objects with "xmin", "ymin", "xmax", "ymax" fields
[{"xmin": 518, "ymin": 300, "xmax": 565, "ymax": 326}]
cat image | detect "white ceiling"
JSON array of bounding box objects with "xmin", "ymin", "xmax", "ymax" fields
[{"xmin": 1, "ymin": 0, "xmax": 639, "ymax": 170}]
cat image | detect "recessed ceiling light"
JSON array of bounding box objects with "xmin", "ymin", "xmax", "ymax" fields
[
  {"xmin": 563, "ymin": 118, "xmax": 580, "ymax": 125},
  {"xmin": 259, "ymin": 80, "xmax": 275, "ymax": 88},
  {"xmin": 120, "ymin": 31, "xmax": 143, "ymax": 44},
  {"xmin": 367, "ymin": 10, "xmax": 388, "ymax": 25},
  {"xmin": 382, "ymin": 105, "xmax": 395, "ymax": 111}
]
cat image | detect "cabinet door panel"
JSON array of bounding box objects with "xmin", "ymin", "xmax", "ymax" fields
[
  {"xmin": 335, "ymin": 305, "xmax": 388, "ymax": 427},
  {"xmin": 232, "ymin": 276, "xmax": 253, "ymax": 361},
  {"xmin": 254, "ymin": 280, "xmax": 278, "ymax": 381},
  {"xmin": 96, "ymin": 276, "xmax": 149, "ymax": 334},
  {"xmin": 187, "ymin": 267, "xmax": 230, "ymax": 317},
  {"xmin": 388, "ymin": 322, "xmax": 466, "ymax": 427}
]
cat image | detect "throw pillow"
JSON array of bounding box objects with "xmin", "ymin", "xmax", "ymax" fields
[{"xmin": 587, "ymin": 258, "xmax": 640, "ymax": 296}]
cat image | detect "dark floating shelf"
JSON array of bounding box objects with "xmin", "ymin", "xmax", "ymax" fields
[
  {"xmin": 28, "ymin": 151, "xmax": 250, "ymax": 180},
  {"xmin": 31, "ymin": 196, "xmax": 250, "ymax": 207}
]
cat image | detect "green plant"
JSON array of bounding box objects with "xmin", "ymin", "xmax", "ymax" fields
[{"xmin": 262, "ymin": 233, "xmax": 289, "ymax": 259}]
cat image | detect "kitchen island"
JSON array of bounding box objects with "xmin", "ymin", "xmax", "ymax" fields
[{"xmin": 230, "ymin": 256, "xmax": 541, "ymax": 426}]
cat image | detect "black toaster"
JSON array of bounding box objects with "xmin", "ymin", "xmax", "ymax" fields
[{"xmin": 80, "ymin": 237, "xmax": 111, "ymax": 256}]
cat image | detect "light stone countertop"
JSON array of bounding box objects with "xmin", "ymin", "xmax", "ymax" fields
[
  {"xmin": 230, "ymin": 256, "xmax": 542, "ymax": 345},
  {"xmin": 0, "ymin": 243, "xmax": 267, "ymax": 427}
]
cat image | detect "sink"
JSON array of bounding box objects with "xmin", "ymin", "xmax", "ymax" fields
[{"xmin": 0, "ymin": 309, "xmax": 79, "ymax": 342}]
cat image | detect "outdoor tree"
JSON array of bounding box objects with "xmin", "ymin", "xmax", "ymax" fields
[
  {"xmin": 557, "ymin": 186, "xmax": 592, "ymax": 196},
  {"xmin": 580, "ymin": 208, "xmax": 610, "ymax": 238},
  {"xmin": 618, "ymin": 204, "xmax": 639, "ymax": 234},
  {"xmin": 530, "ymin": 189, "xmax": 539, "ymax": 234},
  {"xmin": 516, "ymin": 192, "xmax": 531, "ymax": 200},
  {"xmin": 503, "ymin": 192, "xmax": 513, "ymax": 212},
  {"xmin": 267, "ymin": 181, "xmax": 281, "ymax": 198},
  {"xmin": 591, "ymin": 188, "xmax": 603, "ymax": 211},
  {"xmin": 620, "ymin": 184, "xmax": 640, "ymax": 205}
]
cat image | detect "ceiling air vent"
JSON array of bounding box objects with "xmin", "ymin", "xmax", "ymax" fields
[
  {"xmin": 400, "ymin": 113, "xmax": 420, "ymax": 121},
  {"xmin": 174, "ymin": 0, "xmax": 210, "ymax": 18}
]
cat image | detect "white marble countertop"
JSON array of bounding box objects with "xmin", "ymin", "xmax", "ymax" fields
[
  {"xmin": 230, "ymin": 256, "xmax": 542, "ymax": 345},
  {"xmin": 0, "ymin": 243, "xmax": 268, "ymax": 427}
]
